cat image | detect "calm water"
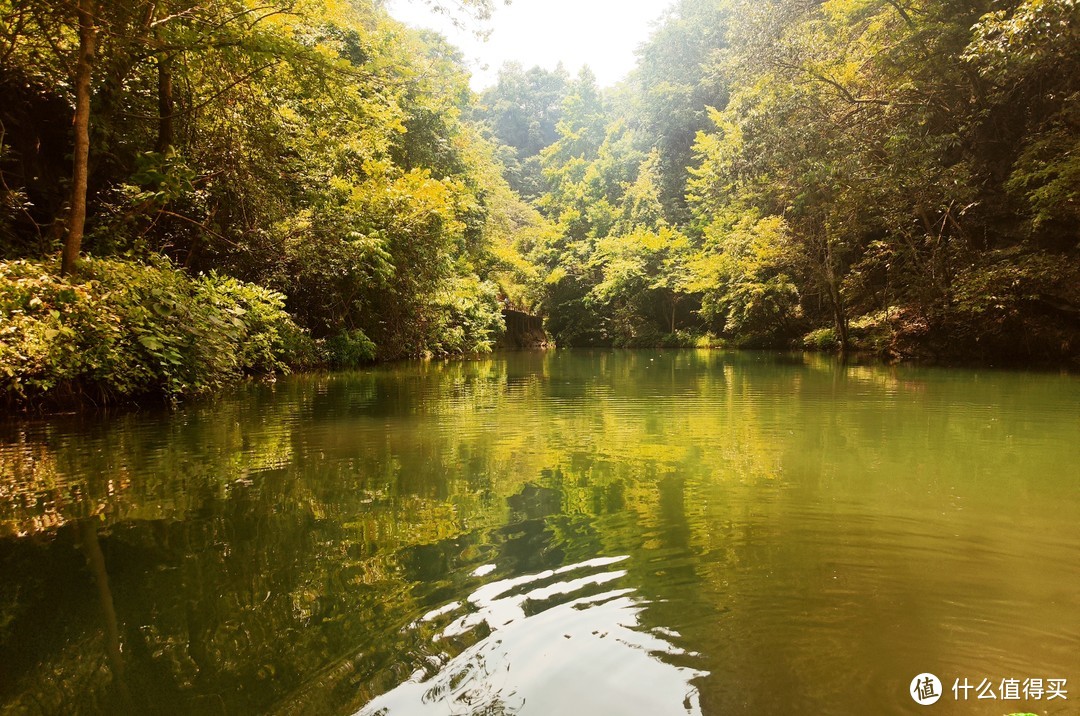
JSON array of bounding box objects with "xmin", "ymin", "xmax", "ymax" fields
[{"xmin": 0, "ymin": 350, "xmax": 1077, "ymax": 715}]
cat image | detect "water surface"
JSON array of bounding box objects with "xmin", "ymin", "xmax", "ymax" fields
[{"xmin": 1, "ymin": 350, "xmax": 1077, "ymax": 714}]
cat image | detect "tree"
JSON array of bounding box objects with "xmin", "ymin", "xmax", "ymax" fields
[
  {"xmin": 591, "ymin": 226, "xmax": 693, "ymax": 338},
  {"xmin": 2, "ymin": 0, "xmax": 536, "ymax": 364},
  {"xmin": 61, "ymin": 0, "xmax": 98, "ymax": 276},
  {"xmin": 629, "ymin": 0, "xmax": 732, "ymax": 224},
  {"xmin": 685, "ymin": 212, "xmax": 801, "ymax": 344}
]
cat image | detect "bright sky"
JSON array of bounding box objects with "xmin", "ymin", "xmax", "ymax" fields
[{"xmin": 385, "ymin": 0, "xmax": 677, "ymax": 90}]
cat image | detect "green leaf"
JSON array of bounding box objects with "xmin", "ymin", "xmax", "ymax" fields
[{"xmin": 139, "ymin": 335, "xmax": 164, "ymax": 351}]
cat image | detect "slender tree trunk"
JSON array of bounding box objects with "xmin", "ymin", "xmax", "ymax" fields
[
  {"xmin": 831, "ymin": 288, "xmax": 849, "ymax": 353},
  {"xmin": 61, "ymin": 0, "xmax": 97, "ymax": 277},
  {"xmin": 821, "ymin": 237, "xmax": 849, "ymax": 353},
  {"xmin": 156, "ymin": 48, "xmax": 173, "ymax": 152}
]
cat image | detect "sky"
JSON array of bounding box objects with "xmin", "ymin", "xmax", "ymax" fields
[{"xmin": 385, "ymin": 0, "xmax": 677, "ymax": 90}]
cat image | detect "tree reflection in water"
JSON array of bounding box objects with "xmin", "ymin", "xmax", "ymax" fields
[
  {"xmin": 2, "ymin": 352, "xmax": 1077, "ymax": 714},
  {"xmin": 357, "ymin": 556, "xmax": 706, "ymax": 716}
]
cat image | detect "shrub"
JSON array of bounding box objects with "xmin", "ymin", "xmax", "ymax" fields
[
  {"xmin": 194, "ymin": 272, "xmax": 314, "ymax": 374},
  {"xmin": 694, "ymin": 333, "xmax": 725, "ymax": 349},
  {"xmin": 427, "ymin": 276, "xmax": 504, "ymax": 356},
  {"xmin": 324, "ymin": 329, "xmax": 377, "ymax": 368},
  {"xmin": 803, "ymin": 327, "xmax": 839, "ymax": 351},
  {"xmin": 847, "ymin": 311, "xmax": 894, "ymax": 353},
  {"xmin": 659, "ymin": 330, "xmax": 699, "ymax": 348},
  {"xmin": 1, "ymin": 257, "xmax": 310, "ymax": 405}
]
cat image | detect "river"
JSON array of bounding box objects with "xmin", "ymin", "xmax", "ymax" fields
[{"xmin": 0, "ymin": 350, "xmax": 1077, "ymax": 714}]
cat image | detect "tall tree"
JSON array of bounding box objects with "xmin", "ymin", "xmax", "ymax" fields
[
  {"xmin": 629, "ymin": 0, "xmax": 731, "ymax": 224},
  {"xmin": 61, "ymin": 0, "xmax": 97, "ymax": 276}
]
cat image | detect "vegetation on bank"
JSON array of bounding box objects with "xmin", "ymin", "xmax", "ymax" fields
[
  {"xmin": 0, "ymin": 0, "xmax": 530, "ymax": 405},
  {"xmin": 1, "ymin": 0, "xmax": 1078, "ymax": 406},
  {"xmin": 474, "ymin": 0, "xmax": 1079, "ymax": 364},
  {"xmin": 1, "ymin": 257, "xmax": 310, "ymax": 405}
]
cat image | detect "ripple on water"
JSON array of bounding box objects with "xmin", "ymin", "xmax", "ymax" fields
[{"xmin": 356, "ymin": 556, "xmax": 707, "ymax": 716}]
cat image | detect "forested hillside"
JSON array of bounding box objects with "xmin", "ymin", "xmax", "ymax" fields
[
  {"xmin": 1, "ymin": 0, "xmax": 1078, "ymax": 405},
  {"xmin": 475, "ymin": 0, "xmax": 1079, "ymax": 362},
  {"xmin": 0, "ymin": 0, "xmax": 544, "ymax": 403}
]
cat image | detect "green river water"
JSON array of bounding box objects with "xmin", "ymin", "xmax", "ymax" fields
[{"xmin": 0, "ymin": 350, "xmax": 1077, "ymax": 715}]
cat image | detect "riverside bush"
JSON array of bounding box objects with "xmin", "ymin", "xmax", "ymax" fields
[
  {"xmin": 803, "ymin": 327, "xmax": 839, "ymax": 351},
  {"xmin": 324, "ymin": 329, "xmax": 377, "ymax": 368},
  {"xmin": 0, "ymin": 257, "xmax": 310, "ymax": 405}
]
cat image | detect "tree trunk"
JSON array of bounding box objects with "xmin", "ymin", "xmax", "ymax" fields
[
  {"xmin": 831, "ymin": 290, "xmax": 850, "ymax": 353},
  {"xmin": 156, "ymin": 49, "xmax": 173, "ymax": 152},
  {"xmin": 821, "ymin": 238, "xmax": 849, "ymax": 353},
  {"xmin": 61, "ymin": 0, "xmax": 97, "ymax": 277}
]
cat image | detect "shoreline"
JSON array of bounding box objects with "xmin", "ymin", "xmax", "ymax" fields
[{"xmin": 3, "ymin": 345, "xmax": 1075, "ymax": 418}]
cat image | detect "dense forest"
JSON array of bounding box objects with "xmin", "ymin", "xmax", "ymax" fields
[
  {"xmin": 2, "ymin": 0, "xmax": 1078, "ymax": 404},
  {"xmin": 479, "ymin": 0, "xmax": 1080, "ymax": 360}
]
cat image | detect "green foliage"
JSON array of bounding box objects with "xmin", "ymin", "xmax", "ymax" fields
[
  {"xmin": 966, "ymin": 0, "xmax": 1080, "ymax": 233},
  {"xmin": 475, "ymin": 63, "xmax": 571, "ymax": 198},
  {"xmin": 0, "ymin": 257, "xmax": 308, "ymax": 405},
  {"xmin": 1, "ymin": 0, "xmax": 1077, "ymax": 381},
  {"xmin": 588, "ymin": 226, "xmax": 693, "ymax": 341},
  {"xmin": 195, "ymin": 271, "xmax": 309, "ymax": 375},
  {"xmin": 324, "ymin": 329, "xmax": 377, "ymax": 368},
  {"xmin": 613, "ymin": 329, "xmax": 701, "ymax": 349},
  {"xmin": 695, "ymin": 333, "xmax": 725, "ymax": 348},
  {"xmin": 1004, "ymin": 117, "xmax": 1080, "ymax": 229},
  {"xmin": 966, "ymin": 0, "xmax": 1079, "ymax": 81},
  {"xmin": 0, "ymin": 0, "xmax": 549, "ymax": 382},
  {"xmin": 803, "ymin": 328, "xmax": 839, "ymax": 351},
  {"xmin": 675, "ymin": 0, "xmax": 1080, "ymax": 359},
  {"xmin": 687, "ymin": 213, "xmax": 802, "ymax": 343},
  {"xmin": 631, "ymin": 0, "xmax": 732, "ymax": 223},
  {"xmin": 429, "ymin": 275, "xmax": 505, "ymax": 355},
  {"xmin": 941, "ymin": 249, "xmax": 1080, "ymax": 361}
]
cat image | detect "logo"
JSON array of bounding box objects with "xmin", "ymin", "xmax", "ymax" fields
[{"xmin": 911, "ymin": 673, "xmax": 943, "ymax": 705}]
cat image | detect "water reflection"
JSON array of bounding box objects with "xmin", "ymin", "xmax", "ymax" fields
[
  {"xmin": 0, "ymin": 351, "xmax": 1077, "ymax": 714},
  {"xmin": 358, "ymin": 557, "xmax": 706, "ymax": 716}
]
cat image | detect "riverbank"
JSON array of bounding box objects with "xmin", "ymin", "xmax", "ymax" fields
[
  {"xmin": 4, "ymin": 256, "xmax": 1076, "ymax": 412},
  {"xmin": 2, "ymin": 257, "xmax": 332, "ymax": 410},
  {"xmin": 559, "ymin": 308, "xmax": 1080, "ymax": 370},
  {"xmin": 1, "ymin": 257, "xmax": 533, "ymax": 411}
]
